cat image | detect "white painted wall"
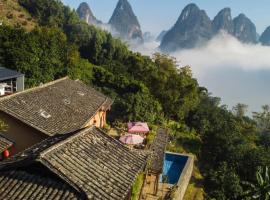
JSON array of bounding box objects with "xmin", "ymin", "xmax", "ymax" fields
[{"xmin": 0, "ymin": 84, "xmax": 6, "ymax": 96}]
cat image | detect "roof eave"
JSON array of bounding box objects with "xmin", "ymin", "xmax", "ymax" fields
[
  {"xmin": 0, "ymin": 110, "xmax": 53, "ymax": 136},
  {"xmin": 0, "ymin": 74, "xmax": 24, "ymax": 81}
]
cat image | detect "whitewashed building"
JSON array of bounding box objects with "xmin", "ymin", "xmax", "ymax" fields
[{"xmin": 0, "ymin": 67, "xmax": 24, "ymax": 96}]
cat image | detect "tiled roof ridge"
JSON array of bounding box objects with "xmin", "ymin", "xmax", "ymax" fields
[
  {"xmin": 74, "ymin": 79, "xmax": 114, "ymax": 110},
  {"xmin": 39, "ymin": 127, "xmax": 93, "ymax": 157},
  {"xmin": 0, "ymin": 127, "xmax": 148, "ymax": 199},
  {"xmin": 0, "ymin": 133, "xmax": 72, "ymax": 169},
  {"xmin": 39, "ymin": 127, "xmax": 147, "ymax": 200},
  {"xmin": 70, "ymin": 79, "xmax": 114, "ymax": 111},
  {"xmin": 86, "ymin": 127, "xmax": 148, "ymax": 164},
  {"xmin": 0, "ymin": 170, "xmax": 81, "ymax": 199},
  {"xmin": 0, "ymin": 134, "xmax": 13, "ymax": 144},
  {"xmin": 74, "ymin": 79, "xmax": 114, "ymax": 106},
  {"xmin": 74, "ymin": 79, "xmax": 105, "ymax": 98},
  {"xmin": 39, "ymin": 126, "xmax": 143, "ymax": 161},
  {"xmin": 97, "ymin": 128, "xmax": 148, "ymax": 161},
  {"xmin": 0, "ymin": 76, "xmax": 69, "ymax": 102},
  {"xmin": 39, "ymin": 158, "xmax": 86, "ymax": 198}
]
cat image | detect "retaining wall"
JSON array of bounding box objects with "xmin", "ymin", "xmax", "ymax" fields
[{"xmin": 168, "ymin": 152, "xmax": 194, "ymax": 200}]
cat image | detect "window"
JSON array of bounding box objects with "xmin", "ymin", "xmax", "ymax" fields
[{"xmin": 39, "ymin": 109, "xmax": 51, "ymax": 119}]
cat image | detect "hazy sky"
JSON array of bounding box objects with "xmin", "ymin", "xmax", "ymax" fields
[{"xmin": 62, "ymin": 0, "xmax": 270, "ymax": 35}]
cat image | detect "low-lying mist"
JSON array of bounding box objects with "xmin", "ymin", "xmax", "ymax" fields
[{"xmin": 131, "ymin": 33, "xmax": 270, "ymax": 114}]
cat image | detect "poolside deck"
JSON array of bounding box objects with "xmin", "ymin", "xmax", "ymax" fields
[
  {"xmin": 140, "ymin": 128, "xmax": 170, "ymax": 200},
  {"xmin": 141, "ymin": 173, "xmax": 172, "ymax": 200},
  {"xmin": 140, "ymin": 128, "xmax": 194, "ymax": 200}
]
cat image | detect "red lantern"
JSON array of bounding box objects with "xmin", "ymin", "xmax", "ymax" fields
[{"xmin": 3, "ymin": 150, "xmax": 10, "ymax": 158}]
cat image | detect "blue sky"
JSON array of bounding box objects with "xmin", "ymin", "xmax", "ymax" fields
[{"xmin": 62, "ymin": 0, "xmax": 270, "ymax": 35}]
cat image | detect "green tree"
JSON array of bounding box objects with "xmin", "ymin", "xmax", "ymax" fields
[
  {"xmin": 0, "ymin": 120, "xmax": 7, "ymax": 132},
  {"xmin": 233, "ymin": 103, "xmax": 249, "ymax": 118},
  {"xmin": 92, "ymin": 66, "xmax": 163, "ymax": 123},
  {"xmin": 259, "ymin": 133, "xmax": 270, "ymax": 149},
  {"xmin": 253, "ymin": 105, "xmax": 270, "ymax": 133},
  {"xmin": 243, "ymin": 166, "xmax": 270, "ymax": 200},
  {"xmin": 0, "ymin": 26, "xmax": 80, "ymax": 87},
  {"xmin": 205, "ymin": 163, "xmax": 243, "ymax": 200},
  {"xmin": 150, "ymin": 53, "xmax": 200, "ymax": 120},
  {"xmin": 19, "ymin": 0, "xmax": 79, "ymax": 27}
]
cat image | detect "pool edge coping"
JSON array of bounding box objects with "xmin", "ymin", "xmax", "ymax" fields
[{"xmin": 165, "ymin": 151, "xmax": 194, "ymax": 200}]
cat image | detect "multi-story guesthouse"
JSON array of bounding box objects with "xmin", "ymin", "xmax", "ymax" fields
[
  {"xmin": 0, "ymin": 76, "xmax": 150, "ymax": 200},
  {"xmin": 0, "ymin": 77, "xmax": 113, "ymax": 155}
]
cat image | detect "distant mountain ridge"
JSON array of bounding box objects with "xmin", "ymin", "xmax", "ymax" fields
[
  {"xmin": 76, "ymin": 2, "xmax": 102, "ymax": 25},
  {"xmin": 160, "ymin": 3, "xmax": 260, "ymax": 52},
  {"xmin": 160, "ymin": 3, "xmax": 213, "ymax": 52},
  {"xmin": 156, "ymin": 30, "xmax": 167, "ymax": 42},
  {"xmin": 109, "ymin": 0, "xmax": 143, "ymax": 42},
  {"xmin": 233, "ymin": 14, "xmax": 257, "ymax": 43},
  {"xmin": 260, "ymin": 26, "xmax": 270, "ymax": 46},
  {"xmin": 212, "ymin": 8, "xmax": 234, "ymax": 35},
  {"xmin": 77, "ymin": 0, "xmax": 143, "ymax": 43},
  {"xmin": 76, "ymin": 1, "xmax": 270, "ymax": 49}
]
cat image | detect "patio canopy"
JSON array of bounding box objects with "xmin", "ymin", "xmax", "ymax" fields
[
  {"xmin": 128, "ymin": 122, "xmax": 150, "ymax": 134},
  {"xmin": 120, "ymin": 134, "xmax": 144, "ymax": 145}
]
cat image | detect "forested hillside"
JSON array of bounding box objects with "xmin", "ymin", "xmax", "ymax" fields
[{"xmin": 1, "ymin": 1, "xmax": 270, "ymax": 199}]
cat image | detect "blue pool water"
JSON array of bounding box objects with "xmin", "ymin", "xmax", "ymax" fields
[{"xmin": 160, "ymin": 153, "xmax": 188, "ymax": 184}]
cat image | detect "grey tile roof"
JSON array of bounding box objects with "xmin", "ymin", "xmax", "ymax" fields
[
  {"xmin": 0, "ymin": 135, "xmax": 13, "ymax": 153},
  {"xmin": 0, "ymin": 170, "xmax": 82, "ymax": 200},
  {"xmin": 149, "ymin": 128, "xmax": 168, "ymax": 173},
  {"xmin": 0, "ymin": 77, "xmax": 113, "ymax": 136},
  {"xmin": 0, "ymin": 127, "xmax": 148, "ymax": 200},
  {"xmin": 0, "ymin": 67, "xmax": 24, "ymax": 81}
]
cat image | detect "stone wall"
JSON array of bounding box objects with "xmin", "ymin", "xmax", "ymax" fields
[{"xmin": 172, "ymin": 153, "xmax": 194, "ymax": 200}]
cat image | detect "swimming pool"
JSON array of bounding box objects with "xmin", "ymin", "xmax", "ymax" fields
[{"xmin": 160, "ymin": 153, "xmax": 189, "ymax": 184}]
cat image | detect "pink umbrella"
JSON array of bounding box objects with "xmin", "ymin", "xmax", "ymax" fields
[
  {"xmin": 128, "ymin": 122, "xmax": 150, "ymax": 134},
  {"xmin": 120, "ymin": 134, "xmax": 144, "ymax": 145}
]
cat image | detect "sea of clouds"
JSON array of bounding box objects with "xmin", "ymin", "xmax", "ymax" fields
[{"xmin": 131, "ymin": 33, "xmax": 270, "ymax": 114}]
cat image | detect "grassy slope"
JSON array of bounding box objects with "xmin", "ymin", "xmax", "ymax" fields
[
  {"xmin": 131, "ymin": 172, "xmax": 145, "ymax": 200},
  {"xmin": 0, "ymin": 0, "xmax": 37, "ymax": 31}
]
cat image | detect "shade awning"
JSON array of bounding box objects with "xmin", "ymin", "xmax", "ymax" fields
[
  {"xmin": 120, "ymin": 134, "xmax": 144, "ymax": 145},
  {"xmin": 128, "ymin": 122, "xmax": 150, "ymax": 133}
]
